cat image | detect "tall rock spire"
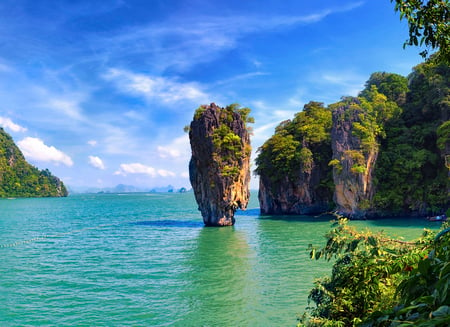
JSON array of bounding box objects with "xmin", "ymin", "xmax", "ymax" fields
[
  {"xmin": 188, "ymin": 103, "xmax": 251, "ymax": 226},
  {"xmin": 330, "ymin": 99, "xmax": 378, "ymax": 219}
]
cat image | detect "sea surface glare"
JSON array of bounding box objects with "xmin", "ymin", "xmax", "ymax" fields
[{"xmin": 0, "ymin": 192, "xmax": 432, "ymax": 326}]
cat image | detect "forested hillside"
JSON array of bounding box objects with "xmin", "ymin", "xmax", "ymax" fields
[
  {"xmin": 255, "ymin": 58, "xmax": 449, "ymax": 218},
  {"xmin": 0, "ymin": 128, "xmax": 68, "ymax": 197}
]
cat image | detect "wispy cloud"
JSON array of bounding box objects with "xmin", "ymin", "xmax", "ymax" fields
[
  {"xmin": 46, "ymin": 98, "xmax": 85, "ymax": 121},
  {"xmin": 95, "ymin": 3, "xmax": 364, "ymax": 72},
  {"xmin": 319, "ymin": 71, "xmax": 366, "ymax": 97},
  {"xmin": 0, "ymin": 63, "xmax": 12, "ymax": 72},
  {"xmin": 114, "ymin": 162, "xmax": 176, "ymax": 178},
  {"xmin": 104, "ymin": 68, "xmax": 210, "ymax": 104},
  {"xmin": 157, "ymin": 135, "xmax": 190, "ymax": 160},
  {"xmin": 157, "ymin": 169, "xmax": 176, "ymax": 177},
  {"xmin": 123, "ymin": 110, "xmax": 145, "ymax": 121},
  {"xmin": 214, "ymin": 72, "xmax": 269, "ymax": 86},
  {"xmin": 88, "ymin": 155, "xmax": 105, "ymax": 170},
  {"xmin": 114, "ymin": 163, "xmax": 157, "ymax": 177},
  {"xmin": 100, "ymin": 124, "xmax": 139, "ymax": 155},
  {"xmin": 0, "ymin": 116, "xmax": 27, "ymax": 132},
  {"xmin": 18, "ymin": 137, "xmax": 73, "ymax": 166}
]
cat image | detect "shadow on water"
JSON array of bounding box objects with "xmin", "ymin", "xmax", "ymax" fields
[
  {"xmin": 235, "ymin": 208, "xmax": 261, "ymax": 216},
  {"xmin": 257, "ymin": 213, "xmax": 335, "ymax": 223},
  {"xmin": 255, "ymin": 212, "xmax": 443, "ymax": 231},
  {"xmin": 131, "ymin": 220, "xmax": 204, "ymax": 228}
]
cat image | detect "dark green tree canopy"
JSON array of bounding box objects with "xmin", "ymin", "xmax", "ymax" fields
[
  {"xmin": 256, "ymin": 59, "xmax": 448, "ymax": 217},
  {"xmin": 255, "ymin": 101, "xmax": 332, "ymax": 183},
  {"xmin": 360, "ymin": 72, "xmax": 409, "ymax": 105}
]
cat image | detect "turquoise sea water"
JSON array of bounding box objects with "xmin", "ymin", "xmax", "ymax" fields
[{"xmin": 0, "ymin": 192, "xmax": 440, "ymax": 326}]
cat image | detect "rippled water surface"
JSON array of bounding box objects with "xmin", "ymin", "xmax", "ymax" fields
[{"xmin": 0, "ymin": 192, "xmax": 437, "ymax": 326}]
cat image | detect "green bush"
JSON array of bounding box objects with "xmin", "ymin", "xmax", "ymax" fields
[{"xmin": 299, "ymin": 219, "xmax": 450, "ymax": 327}]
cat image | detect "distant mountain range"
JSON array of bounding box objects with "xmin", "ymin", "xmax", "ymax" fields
[{"xmin": 68, "ymin": 184, "xmax": 191, "ymax": 194}]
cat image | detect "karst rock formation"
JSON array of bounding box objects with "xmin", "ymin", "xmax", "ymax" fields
[
  {"xmin": 188, "ymin": 103, "xmax": 251, "ymax": 226},
  {"xmin": 330, "ymin": 100, "xmax": 378, "ymax": 219}
]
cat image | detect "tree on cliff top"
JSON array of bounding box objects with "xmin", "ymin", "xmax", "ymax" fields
[
  {"xmin": 255, "ymin": 101, "xmax": 332, "ymax": 184},
  {"xmin": 373, "ymin": 59, "xmax": 449, "ymax": 215},
  {"xmin": 360, "ymin": 72, "xmax": 409, "ymax": 105}
]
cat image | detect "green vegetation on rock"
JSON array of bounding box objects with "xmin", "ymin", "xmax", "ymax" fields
[
  {"xmin": 372, "ymin": 59, "xmax": 449, "ymax": 215},
  {"xmin": 188, "ymin": 102, "xmax": 252, "ymax": 226},
  {"xmin": 0, "ymin": 128, "xmax": 68, "ymax": 197},
  {"xmin": 255, "ymin": 101, "xmax": 332, "ymax": 186},
  {"xmin": 210, "ymin": 104, "xmax": 252, "ymax": 180},
  {"xmin": 255, "ymin": 58, "xmax": 449, "ymax": 217}
]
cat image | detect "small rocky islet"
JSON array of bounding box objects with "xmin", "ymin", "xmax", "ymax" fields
[{"xmin": 188, "ymin": 103, "xmax": 252, "ymax": 226}]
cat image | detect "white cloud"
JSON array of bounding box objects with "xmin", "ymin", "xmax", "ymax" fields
[
  {"xmin": 114, "ymin": 163, "xmax": 156, "ymax": 177},
  {"xmin": 46, "ymin": 98, "xmax": 84, "ymax": 120},
  {"xmin": 157, "ymin": 135, "xmax": 190, "ymax": 160},
  {"xmin": 124, "ymin": 110, "xmax": 144, "ymax": 120},
  {"xmin": 88, "ymin": 155, "xmax": 105, "ymax": 170},
  {"xmin": 214, "ymin": 71, "xmax": 269, "ymax": 86},
  {"xmin": 0, "ymin": 63, "xmax": 12, "ymax": 72},
  {"xmin": 287, "ymin": 87, "xmax": 307, "ymax": 109},
  {"xmin": 319, "ymin": 71, "xmax": 366, "ymax": 97},
  {"xmin": 114, "ymin": 162, "xmax": 176, "ymax": 178},
  {"xmin": 157, "ymin": 169, "xmax": 176, "ymax": 177},
  {"xmin": 96, "ymin": 3, "xmax": 363, "ymax": 73},
  {"xmin": 17, "ymin": 137, "xmax": 73, "ymax": 166},
  {"xmin": 101, "ymin": 125, "xmax": 136, "ymax": 155},
  {"xmin": 0, "ymin": 116, "xmax": 27, "ymax": 132},
  {"xmin": 157, "ymin": 146, "xmax": 181, "ymax": 159},
  {"xmin": 104, "ymin": 68, "xmax": 209, "ymax": 104},
  {"xmin": 87, "ymin": 140, "xmax": 97, "ymax": 146}
]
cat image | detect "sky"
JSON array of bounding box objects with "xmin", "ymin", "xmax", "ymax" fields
[{"xmin": 0, "ymin": 0, "xmax": 426, "ymax": 192}]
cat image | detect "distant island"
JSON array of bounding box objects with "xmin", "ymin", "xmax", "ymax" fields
[
  {"xmin": 0, "ymin": 128, "xmax": 67, "ymax": 198},
  {"xmin": 67, "ymin": 184, "xmax": 191, "ymax": 194},
  {"xmin": 255, "ymin": 58, "xmax": 449, "ymax": 219}
]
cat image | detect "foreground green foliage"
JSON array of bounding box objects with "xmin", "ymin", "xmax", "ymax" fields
[
  {"xmin": 299, "ymin": 219, "xmax": 450, "ymax": 326},
  {"xmin": 391, "ymin": 0, "xmax": 450, "ymax": 64},
  {"xmin": 0, "ymin": 128, "xmax": 67, "ymax": 197}
]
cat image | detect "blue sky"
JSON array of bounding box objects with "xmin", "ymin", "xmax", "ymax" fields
[{"xmin": 0, "ymin": 0, "xmax": 425, "ymax": 191}]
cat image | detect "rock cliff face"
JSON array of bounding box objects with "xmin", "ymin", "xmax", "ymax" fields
[
  {"xmin": 258, "ymin": 158, "xmax": 332, "ymax": 215},
  {"xmin": 255, "ymin": 101, "xmax": 334, "ymax": 215},
  {"xmin": 255, "ymin": 61, "xmax": 448, "ymax": 218},
  {"xmin": 331, "ymin": 101, "xmax": 378, "ymax": 219},
  {"xmin": 189, "ymin": 103, "xmax": 251, "ymax": 226}
]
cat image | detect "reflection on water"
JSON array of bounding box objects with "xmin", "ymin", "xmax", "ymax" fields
[{"xmin": 179, "ymin": 227, "xmax": 259, "ymax": 326}]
